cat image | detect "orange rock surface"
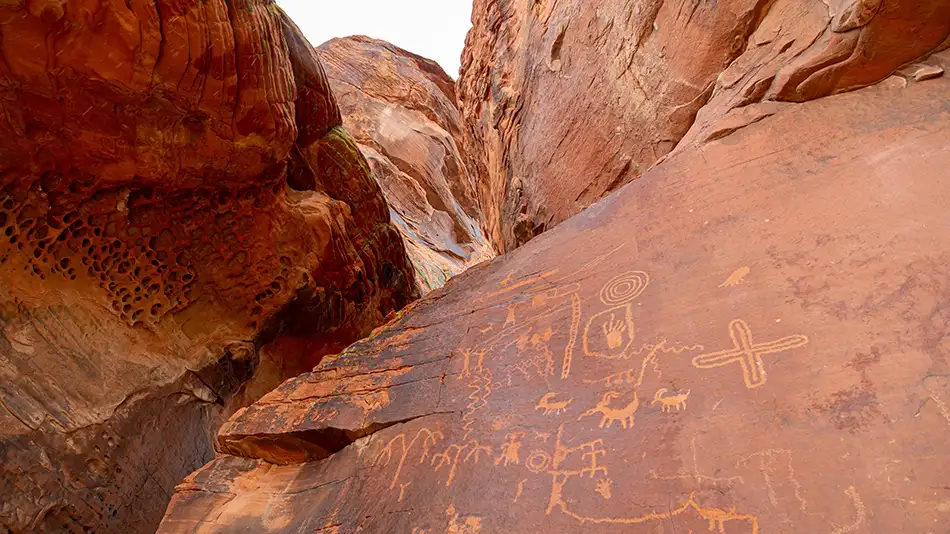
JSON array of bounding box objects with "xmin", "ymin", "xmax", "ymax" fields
[
  {"xmin": 0, "ymin": 2, "xmax": 417, "ymax": 532},
  {"xmin": 458, "ymin": 0, "xmax": 950, "ymax": 251},
  {"xmin": 318, "ymin": 36, "xmax": 495, "ymax": 294},
  {"xmin": 5, "ymin": 0, "xmax": 950, "ymax": 532},
  {"xmin": 160, "ymin": 11, "xmax": 950, "ymax": 534}
]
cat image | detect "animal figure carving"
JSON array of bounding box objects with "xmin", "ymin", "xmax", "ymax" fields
[
  {"xmin": 579, "ymin": 391, "xmax": 639, "ymax": 429},
  {"xmin": 718, "ymin": 266, "xmax": 750, "ymax": 288},
  {"xmin": 652, "ymin": 388, "xmax": 690, "ymax": 412},
  {"xmin": 536, "ymin": 392, "xmax": 573, "ymax": 415}
]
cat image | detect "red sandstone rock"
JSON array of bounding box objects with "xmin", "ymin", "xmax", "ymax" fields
[
  {"xmin": 318, "ymin": 36, "xmax": 495, "ymax": 294},
  {"xmin": 160, "ymin": 45, "xmax": 950, "ymax": 533},
  {"xmin": 0, "ymin": 3, "xmax": 415, "ymax": 533},
  {"xmin": 678, "ymin": 0, "xmax": 950, "ymax": 148},
  {"xmin": 458, "ymin": 0, "xmax": 950, "ymax": 251}
]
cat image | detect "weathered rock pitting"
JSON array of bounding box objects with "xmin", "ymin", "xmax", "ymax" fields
[{"xmin": 0, "ymin": 3, "xmax": 416, "ymax": 532}]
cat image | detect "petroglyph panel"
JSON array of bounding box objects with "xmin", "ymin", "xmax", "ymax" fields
[{"xmin": 161, "ymin": 69, "xmax": 950, "ymax": 532}]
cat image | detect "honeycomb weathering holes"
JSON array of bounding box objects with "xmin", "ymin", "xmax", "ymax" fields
[{"xmin": 0, "ymin": 176, "xmax": 297, "ymax": 328}]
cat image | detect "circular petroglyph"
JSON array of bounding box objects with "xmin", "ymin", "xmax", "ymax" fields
[
  {"xmin": 526, "ymin": 450, "xmax": 552, "ymax": 473},
  {"xmin": 599, "ymin": 271, "xmax": 650, "ymax": 306}
]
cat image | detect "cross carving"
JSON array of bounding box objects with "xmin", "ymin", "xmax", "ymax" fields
[{"xmin": 692, "ymin": 319, "xmax": 809, "ymax": 389}]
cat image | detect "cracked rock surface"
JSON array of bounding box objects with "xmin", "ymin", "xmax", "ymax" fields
[{"xmin": 161, "ymin": 44, "xmax": 950, "ymax": 532}]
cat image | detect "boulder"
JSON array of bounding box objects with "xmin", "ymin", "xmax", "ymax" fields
[{"xmin": 0, "ymin": 2, "xmax": 415, "ymax": 532}]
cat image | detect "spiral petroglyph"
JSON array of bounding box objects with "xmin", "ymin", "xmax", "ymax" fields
[{"xmin": 599, "ymin": 271, "xmax": 650, "ymax": 306}]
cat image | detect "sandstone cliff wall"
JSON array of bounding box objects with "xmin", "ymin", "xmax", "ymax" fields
[
  {"xmin": 0, "ymin": 3, "xmax": 417, "ymax": 532},
  {"xmin": 458, "ymin": 0, "xmax": 950, "ymax": 251},
  {"xmin": 318, "ymin": 36, "xmax": 495, "ymax": 294}
]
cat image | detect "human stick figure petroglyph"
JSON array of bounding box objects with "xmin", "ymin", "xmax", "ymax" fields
[
  {"xmin": 466, "ymin": 267, "xmax": 649, "ymax": 383},
  {"xmin": 375, "ymin": 428, "xmax": 444, "ymax": 490},
  {"xmin": 692, "ymin": 318, "xmax": 809, "ymax": 389},
  {"xmin": 431, "ymin": 440, "xmax": 493, "ymax": 487},
  {"xmin": 652, "ymin": 388, "xmax": 690, "ymax": 412},
  {"xmin": 579, "ymin": 390, "xmax": 639, "ymax": 429},
  {"xmin": 535, "ymin": 392, "xmax": 573, "ymax": 415},
  {"xmin": 502, "ymin": 328, "xmax": 556, "ymax": 385},
  {"xmin": 468, "ymin": 281, "xmax": 581, "ymax": 380},
  {"xmin": 526, "ymin": 425, "xmax": 759, "ymax": 530},
  {"xmin": 495, "ymin": 432, "xmax": 524, "ymax": 466}
]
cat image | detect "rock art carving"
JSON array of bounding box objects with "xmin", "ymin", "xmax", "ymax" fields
[
  {"xmin": 582, "ymin": 271, "xmax": 650, "ymax": 361},
  {"xmin": 535, "ymin": 392, "xmax": 573, "ymax": 416},
  {"xmin": 432, "ymin": 440, "xmax": 494, "ymax": 487},
  {"xmin": 829, "ymin": 486, "xmax": 866, "ymax": 534},
  {"xmin": 692, "ymin": 319, "xmax": 809, "ymax": 389},
  {"xmin": 155, "ymin": 7, "xmax": 950, "ymax": 533},
  {"xmin": 375, "ymin": 428, "xmax": 444, "ymax": 490},
  {"xmin": 736, "ymin": 449, "xmax": 809, "ymax": 512},
  {"xmin": 719, "ymin": 266, "xmax": 751, "ymax": 287},
  {"xmin": 579, "ymin": 391, "xmax": 639, "ymax": 430},
  {"xmin": 651, "ymin": 437, "xmax": 745, "ymax": 487},
  {"xmin": 652, "ymin": 388, "xmax": 691, "ymax": 412},
  {"xmin": 495, "ymin": 433, "xmax": 524, "ymax": 466},
  {"xmin": 594, "ymin": 478, "xmax": 613, "ymax": 500},
  {"xmin": 0, "ymin": 5, "xmax": 423, "ymax": 531}
]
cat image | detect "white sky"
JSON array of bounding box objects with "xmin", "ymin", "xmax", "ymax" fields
[{"xmin": 276, "ymin": 0, "xmax": 474, "ymax": 77}]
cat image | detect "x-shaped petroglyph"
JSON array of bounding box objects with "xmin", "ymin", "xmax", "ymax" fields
[{"xmin": 692, "ymin": 319, "xmax": 809, "ymax": 389}]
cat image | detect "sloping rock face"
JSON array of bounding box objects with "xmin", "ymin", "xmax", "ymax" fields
[
  {"xmin": 0, "ymin": 2, "xmax": 415, "ymax": 533},
  {"xmin": 458, "ymin": 0, "xmax": 950, "ymax": 251},
  {"xmin": 160, "ymin": 47, "xmax": 950, "ymax": 533},
  {"xmin": 318, "ymin": 36, "xmax": 495, "ymax": 294}
]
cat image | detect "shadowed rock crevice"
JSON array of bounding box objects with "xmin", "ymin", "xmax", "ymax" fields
[
  {"xmin": 318, "ymin": 36, "xmax": 496, "ymax": 294},
  {"xmin": 218, "ymin": 412, "xmax": 456, "ymax": 465}
]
